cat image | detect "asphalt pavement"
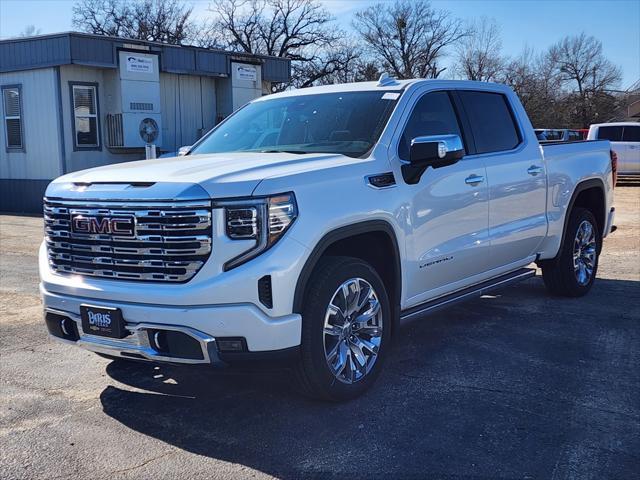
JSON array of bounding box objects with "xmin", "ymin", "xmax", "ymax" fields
[{"xmin": 1, "ymin": 188, "xmax": 639, "ymax": 479}]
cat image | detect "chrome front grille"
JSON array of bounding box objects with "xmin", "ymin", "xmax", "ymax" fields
[{"xmin": 44, "ymin": 198, "xmax": 212, "ymax": 282}]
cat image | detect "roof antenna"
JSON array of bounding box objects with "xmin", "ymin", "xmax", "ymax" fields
[{"xmin": 377, "ymin": 72, "xmax": 397, "ymax": 87}]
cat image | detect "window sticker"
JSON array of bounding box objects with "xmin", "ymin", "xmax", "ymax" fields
[{"xmin": 382, "ymin": 92, "xmax": 400, "ymax": 100}]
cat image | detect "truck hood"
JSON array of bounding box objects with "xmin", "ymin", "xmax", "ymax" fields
[{"xmin": 50, "ymin": 151, "xmax": 362, "ymax": 199}]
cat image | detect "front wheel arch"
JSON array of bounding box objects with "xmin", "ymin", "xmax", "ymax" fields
[{"xmin": 293, "ymin": 220, "xmax": 401, "ymax": 334}]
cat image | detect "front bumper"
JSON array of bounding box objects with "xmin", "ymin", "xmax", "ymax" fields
[
  {"xmin": 45, "ymin": 307, "xmax": 223, "ymax": 365},
  {"xmin": 42, "ymin": 286, "xmax": 302, "ymax": 365}
]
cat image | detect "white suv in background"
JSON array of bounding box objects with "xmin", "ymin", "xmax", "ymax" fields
[{"xmin": 588, "ymin": 122, "xmax": 640, "ymax": 182}]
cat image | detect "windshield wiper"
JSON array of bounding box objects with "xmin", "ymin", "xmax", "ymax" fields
[{"xmin": 260, "ymin": 149, "xmax": 309, "ymax": 154}]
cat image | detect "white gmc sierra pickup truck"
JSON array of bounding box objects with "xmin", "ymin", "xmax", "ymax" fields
[{"xmin": 40, "ymin": 77, "xmax": 616, "ymax": 401}]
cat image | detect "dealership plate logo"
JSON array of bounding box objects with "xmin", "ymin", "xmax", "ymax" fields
[{"xmin": 71, "ymin": 214, "xmax": 136, "ymax": 237}]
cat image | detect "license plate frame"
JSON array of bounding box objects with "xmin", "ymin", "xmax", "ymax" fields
[{"xmin": 80, "ymin": 304, "xmax": 127, "ymax": 339}]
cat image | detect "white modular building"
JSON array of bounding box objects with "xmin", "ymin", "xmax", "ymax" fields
[{"xmin": 0, "ymin": 32, "xmax": 291, "ymax": 212}]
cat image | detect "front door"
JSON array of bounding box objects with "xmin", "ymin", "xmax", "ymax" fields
[{"xmin": 392, "ymin": 91, "xmax": 490, "ymax": 307}]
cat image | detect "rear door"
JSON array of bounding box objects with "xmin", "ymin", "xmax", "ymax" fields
[
  {"xmin": 456, "ymin": 90, "xmax": 547, "ymax": 269},
  {"xmin": 621, "ymin": 125, "xmax": 640, "ymax": 173},
  {"xmin": 595, "ymin": 125, "xmax": 640, "ymax": 173}
]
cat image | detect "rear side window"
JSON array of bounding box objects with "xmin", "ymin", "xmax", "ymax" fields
[
  {"xmin": 596, "ymin": 126, "xmax": 623, "ymax": 141},
  {"xmin": 622, "ymin": 126, "xmax": 640, "ymax": 142},
  {"xmin": 458, "ymin": 91, "xmax": 520, "ymax": 154},
  {"xmin": 568, "ymin": 131, "xmax": 582, "ymax": 141},
  {"xmin": 398, "ymin": 91, "xmax": 462, "ymax": 160}
]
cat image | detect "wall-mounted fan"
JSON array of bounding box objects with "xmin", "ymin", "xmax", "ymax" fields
[{"xmin": 139, "ymin": 117, "xmax": 159, "ymax": 143}]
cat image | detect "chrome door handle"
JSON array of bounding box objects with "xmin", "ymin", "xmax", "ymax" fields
[
  {"xmin": 527, "ymin": 165, "xmax": 543, "ymax": 176},
  {"xmin": 465, "ymin": 174, "xmax": 485, "ymax": 186}
]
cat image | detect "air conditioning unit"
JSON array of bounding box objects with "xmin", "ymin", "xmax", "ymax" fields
[
  {"xmin": 107, "ymin": 113, "xmax": 162, "ymax": 148},
  {"xmin": 105, "ymin": 51, "xmax": 163, "ymax": 148}
]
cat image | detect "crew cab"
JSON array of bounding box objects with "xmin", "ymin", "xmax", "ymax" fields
[{"xmin": 40, "ymin": 77, "xmax": 615, "ymax": 401}]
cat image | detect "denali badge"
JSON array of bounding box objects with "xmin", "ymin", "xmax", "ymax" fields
[{"xmin": 71, "ymin": 215, "xmax": 135, "ymax": 236}]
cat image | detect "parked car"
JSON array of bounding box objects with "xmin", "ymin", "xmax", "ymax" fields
[
  {"xmin": 535, "ymin": 128, "xmax": 583, "ymax": 142},
  {"xmin": 577, "ymin": 129, "xmax": 590, "ymax": 140},
  {"xmin": 588, "ymin": 122, "xmax": 640, "ymax": 183},
  {"xmin": 41, "ymin": 78, "xmax": 616, "ymax": 401}
]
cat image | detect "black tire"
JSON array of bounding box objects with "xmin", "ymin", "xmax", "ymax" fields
[
  {"xmin": 295, "ymin": 256, "xmax": 392, "ymax": 401},
  {"xmin": 541, "ymin": 207, "xmax": 601, "ymax": 297}
]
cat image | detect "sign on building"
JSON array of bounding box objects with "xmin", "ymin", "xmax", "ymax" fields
[
  {"xmin": 126, "ymin": 55, "xmax": 154, "ymax": 74},
  {"xmin": 236, "ymin": 65, "xmax": 257, "ymax": 81}
]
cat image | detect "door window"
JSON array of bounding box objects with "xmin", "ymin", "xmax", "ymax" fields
[
  {"xmin": 622, "ymin": 126, "xmax": 640, "ymax": 142},
  {"xmin": 458, "ymin": 91, "xmax": 521, "ymax": 154},
  {"xmin": 398, "ymin": 91, "xmax": 462, "ymax": 160}
]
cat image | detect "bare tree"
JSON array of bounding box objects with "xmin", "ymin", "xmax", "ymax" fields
[
  {"xmin": 503, "ymin": 47, "xmax": 566, "ymax": 127},
  {"xmin": 72, "ymin": 0, "xmax": 195, "ymax": 44},
  {"xmin": 17, "ymin": 25, "xmax": 42, "ymax": 37},
  {"xmin": 353, "ymin": 0, "xmax": 466, "ymax": 79},
  {"xmin": 203, "ymin": 0, "xmax": 353, "ymax": 88},
  {"xmin": 547, "ymin": 33, "xmax": 622, "ymax": 127},
  {"xmin": 455, "ymin": 17, "xmax": 503, "ymax": 82}
]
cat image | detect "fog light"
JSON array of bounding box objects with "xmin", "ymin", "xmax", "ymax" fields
[{"xmin": 217, "ymin": 338, "xmax": 247, "ymax": 352}]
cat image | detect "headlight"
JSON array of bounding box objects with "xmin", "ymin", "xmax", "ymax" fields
[{"xmin": 217, "ymin": 192, "xmax": 298, "ymax": 270}]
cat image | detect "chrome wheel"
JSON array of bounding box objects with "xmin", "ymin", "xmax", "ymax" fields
[
  {"xmin": 573, "ymin": 220, "xmax": 597, "ymax": 286},
  {"xmin": 322, "ymin": 278, "xmax": 383, "ymax": 384}
]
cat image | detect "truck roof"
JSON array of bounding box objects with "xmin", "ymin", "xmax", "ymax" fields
[
  {"xmin": 590, "ymin": 122, "xmax": 639, "ymax": 128},
  {"xmin": 255, "ymin": 78, "xmax": 511, "ymax": 101}
]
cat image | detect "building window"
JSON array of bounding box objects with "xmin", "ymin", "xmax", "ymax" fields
[
  {"xmin": 2, "ymin": 85, "xmax": 24, "ymax": 151},
  {"xmin": 71, "ymin": 83, "xmax": 100, "ymax": 149}
]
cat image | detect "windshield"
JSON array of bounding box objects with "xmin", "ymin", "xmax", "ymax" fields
[{"xmin": 190, "ymin": 91, "xmax": 400, "ymax": 158}]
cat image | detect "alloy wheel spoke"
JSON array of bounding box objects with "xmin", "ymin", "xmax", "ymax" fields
[
  {"xmin": 334, "ymin": 341, "xmax": 349, "ymax": 376},
  {"xmin": 358, "ymin": 326, "xmax": 382, "ymax": 337},
  {"xmin": 354, "ymin": 335, "xmax": 379, "ymax": 355},
  {"xmin": 353, "ymin": 300, "xmax": 380, "ymax": 329},
  {"xmin": 326, "ymin": 341, "xmax": 340, "ymax": 363},
  {"xmin": 324, "ymin": 324, "xmax": 342, "ymax": 337},
  {"xmin": 327, "ymin": 303, "xmax": 346, "ymax": 322},
  {"xmin": 347, "ymin": 352, "xmax": 357, "ymax": 383},
  {"xmin": 350, "ymin": 341, "xmax": 367, "ymax": 367}
]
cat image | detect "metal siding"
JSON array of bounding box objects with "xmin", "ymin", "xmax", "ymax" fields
[
  {"xmin": 201, "ymin": 77, "xmax": 217, "ymax": 133},
  {"xmin": 1, "ymin": 34, "xmax": 290, "ymax": 81},
  {"xmin": 0, "ymin": 68, "xmax": 62, "ymax": 180},
  {"xmin": 0, "ymin": 179, "xmax": 50, "ymax": 213},
  {"xmin": 159, "ymin": 73, "xmax": 179, "ymax": 153},
  {"xmin": 0, "ymin": 36, "xmax": 70, "ymax": 72},
  {"xmin": 179, "ymin": 75, "xmax": 204, "ymax": 146},
  {"xmin": 70, "ymin": 36, "xmax": 114, "ymax": 66},
  {"xmin": 262, "ymin": 58, "xmax": 291, "ymax": 82},
  {"xmin": 59, "ymin": 65, "xmax": 141, "ymax": 174},
  {"xmin": 162, "ymin": 47, "xmax": 195, "ymax": 73},
  {"xmin": 159, "ymin": 73, "xmax": 215, "ymax": 154},
  {"xmin": 196, "ymin": 51, "xmax": 228, "ymax": 75}
]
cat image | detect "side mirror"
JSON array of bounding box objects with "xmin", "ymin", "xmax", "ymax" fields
[
  {"xmin": 177, "ymin": 145, "xmax": 192, "ymax": 156},
  {"xmin": 402, "ymin": 134, "xmax": 464, "ymax": 184}
]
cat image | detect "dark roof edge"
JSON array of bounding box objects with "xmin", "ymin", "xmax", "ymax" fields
[{"xmin": 0, "ymin": 31, "xmax": 290, "ymax": 64}]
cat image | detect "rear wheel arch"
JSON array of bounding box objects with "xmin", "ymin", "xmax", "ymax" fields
[
  {"xmin": 293, "ymin": 220, "xmax": 402, "ymax": 334},
  {"xmin": 559, "ymin": 179, "xmax": 606, "ymax": 254}
]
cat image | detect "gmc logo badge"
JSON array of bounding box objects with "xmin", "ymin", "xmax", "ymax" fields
[{"xmin": 71, "ymin": 215, "xmax": 135, "ymax": 236}]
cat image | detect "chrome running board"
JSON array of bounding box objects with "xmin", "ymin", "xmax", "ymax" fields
[{"xmin": 400, "ymin": 268, "xmax": 536, "ymax": 324}]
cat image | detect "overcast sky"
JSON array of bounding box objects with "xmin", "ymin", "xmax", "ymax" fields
[{"xmin": 1, "ymin": 0, "xmax": 638, "ymax": 87}]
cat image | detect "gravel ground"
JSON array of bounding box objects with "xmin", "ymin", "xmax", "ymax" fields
[{"xmin": 1, "ymin": 188, "xmax": 639, "ymax": 480}]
